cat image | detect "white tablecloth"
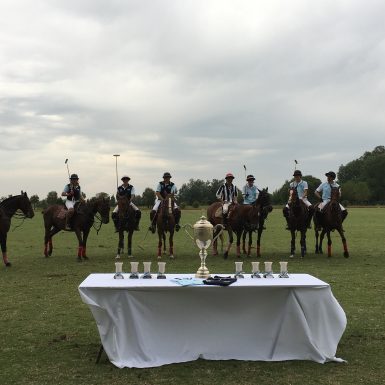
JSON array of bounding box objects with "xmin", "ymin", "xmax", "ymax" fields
[{"xmin": 78, "ymin": 273, "xmax": 346, "ymax": 368}]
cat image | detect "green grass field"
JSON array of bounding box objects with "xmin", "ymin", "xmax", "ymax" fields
[{"xmin": 0, "ymin": 208, "xmax": 384, "ymax": 385}]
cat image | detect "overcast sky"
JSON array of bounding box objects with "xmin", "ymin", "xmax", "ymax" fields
[{"xmin": 1, "ymin": 0, "xmax": 384, "ymax": 199}]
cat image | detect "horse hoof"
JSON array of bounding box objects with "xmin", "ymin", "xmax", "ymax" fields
[
  {"xmin": 157, "ymin": 256, "xmax": 161, "ymax": 260},
  {"xmin": 83, "ymin": 256, "xmax": 89, "ymax": 260},
  {"xmin": 169, "ymin": 255, "xmax": 174, "ymax": 259},
  {"xmin": 344, "ymin": 252, "xmax": 350, "ymax": 258},
  {"xmin": 128, "ymin": 255, "xmax": 133, "ymax": 259},
  {"xmin": 289, "ymin": 254, "xmax": 294, "ymax": 259},
  {"xmin": 5, "ymin": 262, "xmax": 11, "ymax": 267},
  {"xmin": 223, "ymin": 252, "xmax": 228, "ymax": 259}
]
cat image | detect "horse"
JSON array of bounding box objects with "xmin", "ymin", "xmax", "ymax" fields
[
  {"xmin": 285, "ymin": 187, "xmax": 309, "ymax": 258},
  {"xmin": 115, "ymin": 196, "xmax": 137, "ymax": 259},
  {"xmin": 314, "ymin": 187, "xmax": 349, "ymax": 258},
  {"xmin": 207, "ymin": 189, "xmax": 272, "ymax": 259},
  {"xmin": 43, "ymin": 197, "xmax": 110, "ymax": 261},
  {"xmin": 0, "ymin": 192, "xmax": 34, "ymax": 267},
  {"xmin": 156, "ymin": 196, "xmax": 176, "ymax": 259},
  {"xmin": 241, "ymin": 188, "xmax": 273, "ymax": 258}
]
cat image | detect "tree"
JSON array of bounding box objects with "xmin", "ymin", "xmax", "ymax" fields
[
  {"xmin": 142, "ymin": 188, "xmax": 155, "ymax": 208},
  {"xmin": 46, "ymin": 191, "xmax": 61, "ymax": 205},
  {"xmin": 338, "ymin": 146, "xmax": 385, "ymax": 203},
  {"xmin": 95, "ymin": 192, "xmax": 110, "ymax": 200},
  {"xmin": 30, "ymin": 194, "xmax": 40, "ymax": 209}
]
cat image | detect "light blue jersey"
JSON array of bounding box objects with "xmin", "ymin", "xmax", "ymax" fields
[
  {"xmin": 316, "ymin": 181, "xmax": 340, "ymax": 201},
  {"xmin": 290, "ymin": 180, "xmax": 308, "ymax": 199},
  {"xmin": 242, "ymin": 184, "xmax": 259, "ymax": 204}
]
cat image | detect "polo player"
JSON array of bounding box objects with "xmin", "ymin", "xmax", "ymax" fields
[
  {"xmin": 314, "ymin": 171, "xmax": 347, "ymax": 229},
  {"xmin": 242, "ymin": 174, "xmax": 259, "ymax": 204},
  {"xmin": 216, "ymin": 172, "xmax": 239, "ymax": 228},
  {"xmin": 283, "ymin": 170, "xmax": 314, "ymax": 229},
  {"xmin": 149, "ymin": 172, "xmax": 181, "ymax": 233},
  {"xmin": 112, "ymin": 175, "xmax": 141, "ymax": 231},
  {"xmin": 61, "ymin": 173, "xmax": 83, "ymax": 230}
]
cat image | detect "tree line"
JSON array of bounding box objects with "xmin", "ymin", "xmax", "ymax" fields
[{"xmin": 4, "ymin": 146, "xmax": 384, "ymax": 208}]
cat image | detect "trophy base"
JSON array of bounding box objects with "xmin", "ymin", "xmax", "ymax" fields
[
  {"xmin": 114, "ymin": 272, "xmax": 124, "ymax": 279},
  {"xmin": 195, "ymin": 267, "xmax": 210, "ymax": 279}
]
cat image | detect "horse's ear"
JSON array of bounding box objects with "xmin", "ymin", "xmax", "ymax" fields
[{"xmin": 265, "ymin": 187, "xmax": 268, "ymax": 192}]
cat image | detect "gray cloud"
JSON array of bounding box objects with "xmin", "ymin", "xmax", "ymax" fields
[{"xmin": 1, "ymin": 0, "xmax": 384, "ymax": 198}]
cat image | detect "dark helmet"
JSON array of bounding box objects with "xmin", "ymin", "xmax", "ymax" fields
[
  {"xmin": 246, "ymin": 174, "xmax": 255, "ymax": 181},
  {"xmin": 325, "ymin": 171, "xmax": 336, "ymax": 179},
  {"xmin": 163, "ymin": 172, "xmax": 172, "ymax": 178},
  {"xmin": 70, "ymin": 174, "xmax": 79, "ymax": 179},
  {"xmin": 293, "ymin": 170, "xmax": 302, "ymax": 177},
  {"xmin": 121, "ymin": 175, "xmax": 130, "ymax": 181}
]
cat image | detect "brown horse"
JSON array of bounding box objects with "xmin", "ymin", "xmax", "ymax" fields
[
  {"xmin": 285, "ymin": 188, "xmax": 309, "ymax": 258},
  {"xmin": 156, "ymin": 197, "xmax": 177, "ymax": 259},
  {"xmin": 207, "ymin": 193, "xmax": 267, "ymax": 259},
  {"xmin": 314, "ymin": 187, "xmax": 349, "ymax": 258},
  {"xmin": 241, "ymin": 188, "xmax": 273, "ymax": 257},
  {"xmin": 43, "ymin": 197, "xmax": 110, "ymax": 261},
  {"xmin": 115, "ymin": 196, "xmax": 137, "ymax": 258},
  {"xmin": 0, "ymin": 192, "xmax": 34, "ymax": 267}
]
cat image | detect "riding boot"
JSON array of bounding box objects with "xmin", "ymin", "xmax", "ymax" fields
[
  {"xmin": 111, "ymin": 212, "xmax": 119, "ymax": 232},
  {"xmin": 65, "ymin": 208, "xmax": 74, "ymax": 230},
  {"xmin": 174, "ymin": 208, "xmax": 181, "ymax": 231},
  {"xmin": 283, "ymin": 207, "xmax": 290, "ymax": 230},
  {"xmin": 149, "ymin": 210, "xmax": 157, "ymax": 233},
  {"xmin": 306, "ymin": 205, "xmax": 314, "ymax": 229},
  {"xmin": 134, "ymin": 210, "xmax": 141, "ymax": 231}
]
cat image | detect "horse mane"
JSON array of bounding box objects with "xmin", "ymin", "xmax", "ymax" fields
[{"xmin": 0, "ymin": 194, "xmax": 25, "ymax": 206}]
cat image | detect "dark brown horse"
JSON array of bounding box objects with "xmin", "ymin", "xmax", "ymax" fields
[
  {"xmin": 286, "ymin": 188, "xmax": 309, "ymax": 258},
  {"xmin": 314, "ymin": 187, "xmax": 349, "ymax": 258},
  {"xmin": 156, "ymin": 197, "xmax": 176, "ymax": 259},
  {"xmin": 0, "ymin": 192, "xmax": 34, "ymax": 267},
  {"xmin": 241, "ymin": 188, "xmax": 273, "ymax": 258},
  {"xmin": 115, "ymin": 196, "xmax": 137, "ymax": 258},
  {"xmin": 207, "ymin": 190, "xmax": 272, "ymax": 259},
  {"xmin": 43, "ymin": 197, "xmax": 110, "ymax": 261}
]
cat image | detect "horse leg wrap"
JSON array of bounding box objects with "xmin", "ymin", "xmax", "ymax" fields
[
  {"xmin": 78, "ymin": 246, "xmax": 83, "ymax": 258},
  {"xmin": 2, "ymin": 252, "xmax": 9, "ymax": 265}
]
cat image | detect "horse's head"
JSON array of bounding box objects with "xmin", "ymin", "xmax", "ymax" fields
[
  {"xmin": 19, "ymin": 192, "xmax": 35, "ymax": 218},
  {"xmin": 330, "ymin": 187, "xmax": 340, "ymax": 202},
  {"xmin": 257, "ymin": 188, "xmax": 273, "ymax": 215},
  {"xmin": 96, "ymin": 197, "xmax": 110, "ymax": 224},
  {"xmin": 117, "ymin": 196, "xmax": 130, "ymax": 218}
]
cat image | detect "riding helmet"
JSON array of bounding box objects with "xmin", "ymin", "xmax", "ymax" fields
[
  {"xmin": 293, "ymin": 170, "xmax": 302, "ymax": 177},
  {"xmin": 121, "ymin": 175, "xmax": 130, "ymax": 181},
  {"xmin": 163, "ymin": 172, "xmax": 172, "ymax": 178},
  {"xmin": 246, "ymin": 174, "xmax": 255, "ymax": 181},
  {"xmin": 325, "ymin": 171, "xmax": 336, "ymax": 179},
  {"xmin": 225, "ymin": 172, "xmax": 235, "ymax": 179},
  {"xmin": 70, "ymin": 174, "xmax": 79, "ymax": 179}
]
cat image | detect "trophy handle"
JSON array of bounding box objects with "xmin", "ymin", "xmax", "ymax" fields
[
  {"xmin": 183, "ymin": 224, "xmax": 194, "ymax": 241},
  {"xmin": 212, "ymin": 224, "xmax": 224, "ymax": 242}
]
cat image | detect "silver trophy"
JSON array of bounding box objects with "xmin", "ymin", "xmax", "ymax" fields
[
  {"xmin": 184, "ymin": 216, "xmax": 224, "ymax": 279},
  {"xmin": 114, "ymin": 257, "xmax": 124, "ymax": 279}
]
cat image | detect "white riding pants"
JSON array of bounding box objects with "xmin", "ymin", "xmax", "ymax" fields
[
  {"xmin": 113, "ymin": 202, "xmax": 139, "ymax": 213},
  {"xmin": 152, "ymin": 199, "xmax": 178, "ymax": 211}
]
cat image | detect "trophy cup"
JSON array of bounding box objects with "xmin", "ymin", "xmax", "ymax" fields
[
  {"xmin": 234, "ymin": 261, "xmax": 244, "ymax": 278},
  {"xmin": 278, "ymin": 261, "xmax": 289, "ymax": 278},
  {"xmin": 157, "ymin": 262, "xmax": 166, "ymax": 279},
  {"xmin": 251, "ymin": 261, "xmax": 261, "ymax": 278},
  {"xmin": 129, "ymin": 261, "xmax": 139, "ymax": 279},
  {"xmin": 184, "ymin": 216, "xmax": 224, "ymax": 279},
  {"xmin": 263, "ymin": 261, "xmax": 274, "ymax": 278},
  {"xmin": 114, "ymin": 257, "xmax": 124, "ymax": 279},
  {"xmin": 142, "ymin": 261, "xmax": 152, "ymax": 279}
]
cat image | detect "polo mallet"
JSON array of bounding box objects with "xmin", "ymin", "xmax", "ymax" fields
[
  {"xmin": 65, "ymin": 158, "xmax": 70, "ymax": 178},
  {"xmin": 113, "ymin": 154, "xmax": 120, "ymax": 190},
  {"xmin": 294, "ymin": 159, "xmax": 298, "ymax": 173},
  {"xmin": 243, "ymin": 164, "xmax": 247, "ymax": 180}
]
